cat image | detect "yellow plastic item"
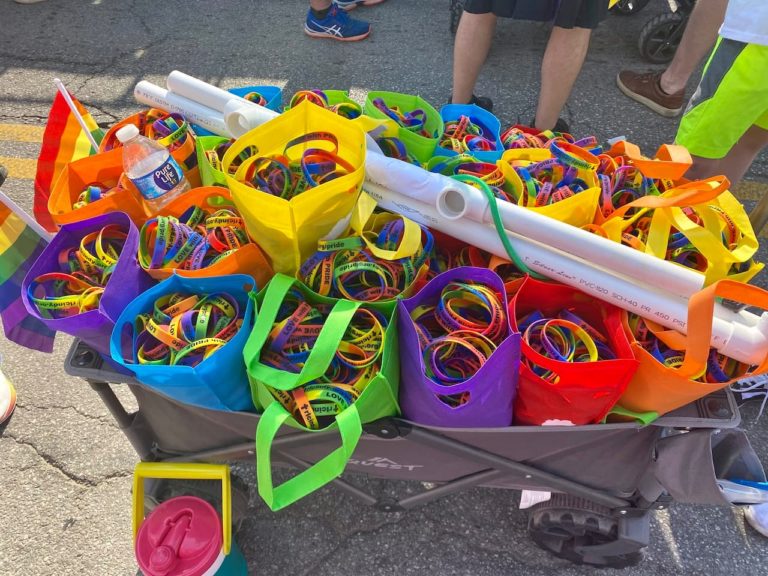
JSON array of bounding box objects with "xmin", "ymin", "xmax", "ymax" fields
[
  {"xmin": 223, "ymin": 100, "xmax": 367, "ymax": 275},
  {"xmin": 132, "ymin": 462, "xmax": 232, "ymax": 555}
]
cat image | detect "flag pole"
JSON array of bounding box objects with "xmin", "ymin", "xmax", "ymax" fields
[
  {"xmin": 52, "ymin": 78, "xmax": 100, "ymax": 152},
  {"xmin": 0, "ymin": 191, "xmax": 54, "ymax": 241}
]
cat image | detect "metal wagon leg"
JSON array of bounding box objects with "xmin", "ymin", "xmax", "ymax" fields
[{"xmin": 86, "ymin": 379, "xmax": 154, "ymax": 461}]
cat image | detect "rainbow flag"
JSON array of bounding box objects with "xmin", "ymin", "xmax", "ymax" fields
[
  {"xmin": 33, "ymin": 91, "xmax": 104, "ymax": 232},
  {"xmin": 0, "ymin": 195, "xmax": 55, "ymax": 352}
]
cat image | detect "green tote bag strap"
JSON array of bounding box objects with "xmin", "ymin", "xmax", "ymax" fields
[
  {"xmin": 244, "ymin": 274, "xmax": 360, "ymax": 390},
  {"xmin": 256, "ymin": 400, "xmax": 363, "ymax": 511}
]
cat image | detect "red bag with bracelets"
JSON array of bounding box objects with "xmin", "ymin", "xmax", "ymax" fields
[
  {"xmin": 136, "ymin": 186, "xmax": 274, "ymax": 289},
  {"xmin": 509, "ymin": 277, "xmax": 638, "ymax": 425}
]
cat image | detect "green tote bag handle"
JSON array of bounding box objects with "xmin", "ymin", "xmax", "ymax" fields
[
  {"xmin": 244, "ymin": 273, "xmax": 360, "ymax": 390},
  {"xmin": 256, "ymin": 400, "xmax": 363, "ymax": 511}
]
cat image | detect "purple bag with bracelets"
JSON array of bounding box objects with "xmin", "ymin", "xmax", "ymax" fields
[
  {"xmin": 397, "ymin": 267, "xmax": 520, "ymax": 427},
  {"xmin": 21, "ymin": 211, "xmax": 153, "ymax": 356}
]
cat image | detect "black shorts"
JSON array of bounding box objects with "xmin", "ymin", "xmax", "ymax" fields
[{"xmin": 463, "ymin": 0, "xmax": 608, "ymax": 29}]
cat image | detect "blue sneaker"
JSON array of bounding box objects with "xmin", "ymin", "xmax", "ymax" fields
[
  {"xmin": 305, "ymin": 4, "xmax": 371, "ymax": 41},
  {"xmin": 335, "ymin": 0, "xmax": 387, "ymax": 10}
]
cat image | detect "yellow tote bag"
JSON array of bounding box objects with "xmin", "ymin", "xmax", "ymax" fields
[
  {"xmin": 222, "ymin": 101, "xmax": 367, "ymax": 275},
  {"xmin": 595, "ymin": 176, "xmax": 762, "ymax": 285},
  {"xmin": 497, "ymin": 149, "xmax": 600, "ymax": 228}
]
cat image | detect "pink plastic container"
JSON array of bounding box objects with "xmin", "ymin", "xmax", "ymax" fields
[{"xmin": 135, "ymin": 496, "xmax": 247, "ymax": 576}]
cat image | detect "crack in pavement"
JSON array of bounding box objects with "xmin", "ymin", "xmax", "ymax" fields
[
  {"xmin": 298, "ymin": 517, "xmax": 408, "ymax": 576},
  {"xmin": 3, "ymin": 434, "xmax": 131, "ymax": 488},
  {"xmin": 15, "ymin": 402, "xmax": 119, "ymax": 429}
]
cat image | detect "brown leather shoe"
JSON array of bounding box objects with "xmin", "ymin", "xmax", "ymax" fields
[{"xmin": 616, "ymin": 70, "xmax": 685, "ymax": 118}]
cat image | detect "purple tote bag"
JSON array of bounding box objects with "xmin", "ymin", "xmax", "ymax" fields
[
  {"xmin": 22, "ymin": 211, "xmax": 154, "ymax": 355},
  {"xmin": 397, "ymin": 267, "xmax": 520, "ymax": 428}
]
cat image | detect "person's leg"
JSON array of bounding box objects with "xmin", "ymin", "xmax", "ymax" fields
[
  {"xmin": 309, "ymin": 0, "xmax": 331, "ymax": 12},
  {"xmin": 617, "ymin": 0, "xmax": 728, "ymax": 117},
  {"xmin": 451, "ymin": 11, "xmax": 497, "ymax": 105},
  {"xmin": 659, "ymin": 0, "xmax": 729, "ymax": 94},
  {"xmin": 713, "ymin": 125, "xmax": 768, "ymax": 185},
  {"xmin": 534, "ymin": 26, "xmax": 591, "ymax": 131}
]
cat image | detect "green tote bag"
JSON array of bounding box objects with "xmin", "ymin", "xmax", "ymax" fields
[{"xmin": 244, "ymin": 274, "xmax": 400, "ymax": 510}]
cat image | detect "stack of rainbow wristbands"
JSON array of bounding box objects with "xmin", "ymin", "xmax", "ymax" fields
[
  {"xmin": 289, "ymin": 90, "xmax": 362, "ymax": 120},
  {"xmin": 410, "ymin": 280, "xmax": 507, "ymax": 406},
  {"xmin": 439, "ymin": 115, "xmax": 498, "ymax": 154},
  {"xmin": 372, "ymin": 98, "xmax": 435, "ymax": 138},
  {"xmin": 27, "ymin": 224, "xmax": 126, "ymax": 318},
  {"xmin": 518, "ymin": 309, "xmax": 615, "ymax": 383},
  {"xmin": 299, "ymin": 220, "xmax": 434, "ymax": 302},
  {"xmin": 235, "ymin": 132, "xmax": 354, "ymax": 200},
  {"xmin": 259, "ymin": 290, "xmax": 388, "ymax": 429},
  {"xmin": 627, "ymin": 314, "xmax": 749, "ymax": 383},
  {"xmin": 131, "ymin": 291, "xmax": 243, "ymax": 367},
  {"xmin": 139, "ymin": 206, "xmax": 252, "ymax": 272}
]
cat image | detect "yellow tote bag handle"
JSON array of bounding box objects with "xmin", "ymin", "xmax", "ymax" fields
[
  {"xmin": 132, "ymin": 462, "xmax": 232, "ymax": 555},
  {"xmin": 349, "ymin": 191, "xmax": 425, "ymax": 260}
]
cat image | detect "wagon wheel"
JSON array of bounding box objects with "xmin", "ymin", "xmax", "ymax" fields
[
  {"xmin": 449, "ymin": 0, "xmax": 465, "ymax": 34},
  {"xmin": 611, "ymin": 0, "xmax": 652, "ymax": 15},
  {"xmin": 528, "ymin": 494, "xmax": 645, "ymax": 568},
  {"xmin": 638, "ymin": 12, "xmax": 688, "ymax": 64}
]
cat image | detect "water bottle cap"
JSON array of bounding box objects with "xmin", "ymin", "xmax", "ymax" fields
[
  {"xmin": 136, "ymin": 496, "xmax": 222, "ymax": 576},
  {"xmin": 116, "ymin": 124, "xmax": 140, "ymax": 143}
]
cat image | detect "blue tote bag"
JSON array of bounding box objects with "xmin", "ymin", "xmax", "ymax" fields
[{"xmin": 110, "ymin": 273, "xmax": 257, "ymax": 412}]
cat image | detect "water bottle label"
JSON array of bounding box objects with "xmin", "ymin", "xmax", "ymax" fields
[{"xmin": 131, "ymin": 157, "xmax": 185, "ymax": 200}]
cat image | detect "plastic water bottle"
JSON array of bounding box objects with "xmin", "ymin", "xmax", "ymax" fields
[{"xmin": 115, "ymin": 124, "xmax": 190, "ymax": 211}]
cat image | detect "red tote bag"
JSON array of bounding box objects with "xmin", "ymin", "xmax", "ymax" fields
[{"xmin": 509, "ymin": 277, "xmax": 639, "ymax": 425}]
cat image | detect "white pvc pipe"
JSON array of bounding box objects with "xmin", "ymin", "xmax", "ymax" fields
[
  {"xmin": 134, "ymin": 74, "xmax": 763, "ymax": 337},
  {"xmin": 167, "ymin": 71, "xmax": 263, "ymax": 114},
  {"xmin": 366, "ymin": 182, "xmax": 768, "ymax": 366},
  {"xmin": 223, "ymin": 99, "xmax": 278, "ymax": 138},
  {"xmin": 364, "ymin": 152, "xmax": 708, "ymax": 299},
  {"xmin": 134, "ymin": 81, "xmax": 231, "ymax": 137}
]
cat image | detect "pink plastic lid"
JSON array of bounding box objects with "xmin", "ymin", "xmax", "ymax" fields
[{"xmin": 136, "ymin": 496, "xmax": 222, "ymax": 576}]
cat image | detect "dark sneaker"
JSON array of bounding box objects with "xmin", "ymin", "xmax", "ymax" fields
[
  {"xmin": 529, "ymin": 118, "xmax": 570, "ymax": 134},
  {"xmin": 305, "ymin": 4, "xmax": 371, "ymax": 41},
  {"xmin": 448, "ymin": 93, "xmax": 494, "ymax": 112},
  {"xmin": 616, "ymin": 70, "xmax": 685, "ymax": 117},
  {"xmin": 0, "ymin": 164, "xmax": 7, "ymax": 188},
  {"xmin": 335, "ymin": 0, "xmax": 387, "ymax": 10}
]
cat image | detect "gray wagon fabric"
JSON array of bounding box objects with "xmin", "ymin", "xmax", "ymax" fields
[{"xmin": 124, "ymin": 383, "xmax": 764, "ymax": 507}]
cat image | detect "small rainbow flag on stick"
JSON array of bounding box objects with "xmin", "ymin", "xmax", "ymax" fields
[
  {"xmin": 0, "ymin": 192, "xmax": 55, "ymax": 352},
  {"xmin": 33, "ymin": 79, "xmax": 104, "ymax": 232}
]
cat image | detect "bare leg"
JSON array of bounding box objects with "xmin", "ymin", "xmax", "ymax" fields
[
  {"xmin": 718, "ymin": 125, "xmax": 768, "ymax": 185},
  {"xmin": 534, "ymin": 26, "xmax": 591, "ymax": 131},
  {"xmin": 452, "ymin": 12, "xmax": 497, "ymax": 104},
  {"xmin": 310, "ymin": 0, "xmax": 332, "ymax": 10},
  {"xmin": 659, "ymin": 0, "xmax": 729, "ymax": 94},
  {"xmin": 687, "ymin": 125, "xmax": 768, "ymax": 185}
]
